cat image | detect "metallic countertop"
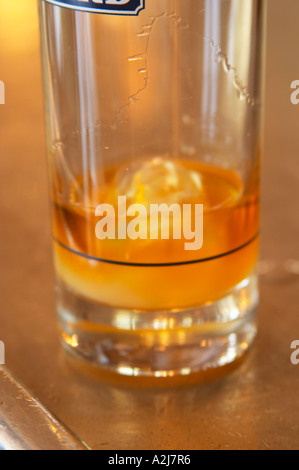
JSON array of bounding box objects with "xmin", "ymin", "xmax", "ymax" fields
[{"xmin": 1, "ymin": 0, "xmax": 299, "ymax": 450}]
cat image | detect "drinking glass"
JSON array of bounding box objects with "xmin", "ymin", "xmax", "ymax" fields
[{"xmin": 39, "ymin": 0, "xmax": 265, "ymax": 378}]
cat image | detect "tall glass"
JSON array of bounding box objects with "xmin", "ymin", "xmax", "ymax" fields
[{"xmin": 39, "ymin": 0, "xmax": 265, "ymax": 378}]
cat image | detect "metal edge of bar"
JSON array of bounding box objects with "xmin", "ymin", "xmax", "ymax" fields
[{"xmin": 0, "ymin": 367, "xmax": 90, "ymax": 450}]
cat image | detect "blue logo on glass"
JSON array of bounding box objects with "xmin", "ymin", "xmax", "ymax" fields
[{"xmin": 44, "ymin": 0, "xmax": 145, "ymax": 15}]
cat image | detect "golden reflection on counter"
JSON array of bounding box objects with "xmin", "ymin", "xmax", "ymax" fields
[{"xmin": 0, "ymin": 2, "xmax": 39, "ymax": 52}]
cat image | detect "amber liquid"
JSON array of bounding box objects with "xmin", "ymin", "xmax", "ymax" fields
[{"xmin": 53, "ymin": 157, "xmax": 259, "ymax": 311}]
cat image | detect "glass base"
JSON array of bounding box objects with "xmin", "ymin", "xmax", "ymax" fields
[{"xmin": 57, "ymin": 274, "xmax": 258, "ymax": 379}]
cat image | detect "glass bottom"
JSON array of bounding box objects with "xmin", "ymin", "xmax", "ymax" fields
[{"xmin": 57, "ymin": 273, "xmax": 258, "ymax": 379}]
